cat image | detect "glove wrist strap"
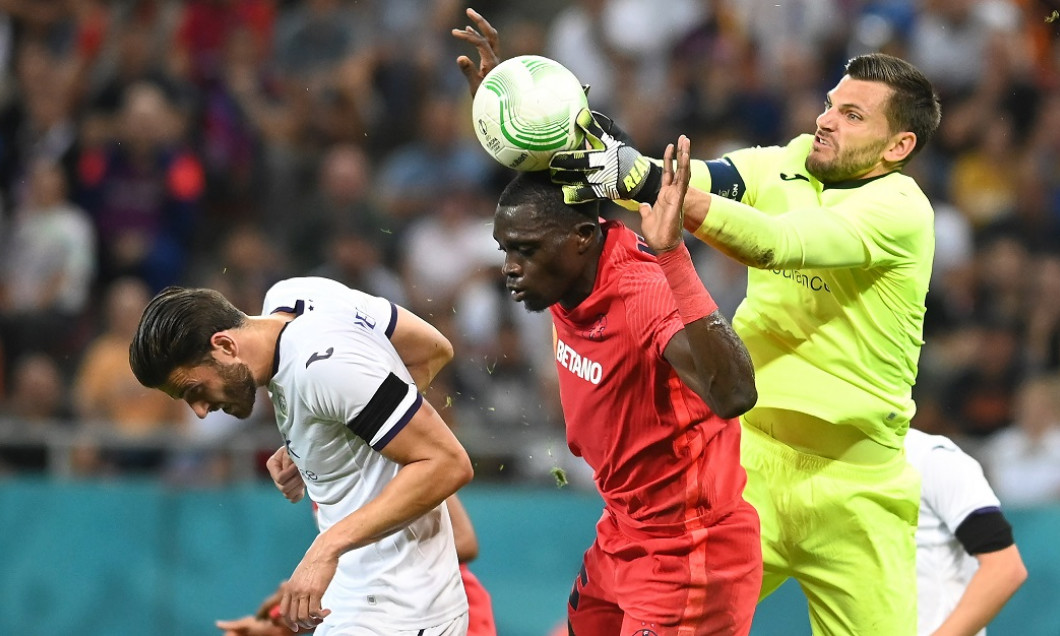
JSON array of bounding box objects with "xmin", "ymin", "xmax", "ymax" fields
[{"xmin": 632, "ymin": 162, "xmax": 663, "ymax": 204}]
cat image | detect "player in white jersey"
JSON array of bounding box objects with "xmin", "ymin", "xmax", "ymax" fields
[
  {"xmin": 130, "ymin": 276, "xmax": 473, "ymax": 635},
  {"xmin": 905, "ymin": 428, "xmax": 1026, "ymax": 636}
]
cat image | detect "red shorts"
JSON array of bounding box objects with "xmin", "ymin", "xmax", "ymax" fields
[
  {"xmin": 567, "ymin": 500, "xmax": 761, "ymax": 636},
  {"xmin": 461, "ymin": 563, "xmax": 497, "ymax": 636}
]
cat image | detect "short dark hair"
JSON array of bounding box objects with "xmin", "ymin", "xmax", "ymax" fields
[
  {"xmin": 845, "ymin": 53, "xmax": 941, "ymax": 164},
  {"xmin": 497, "ymin": 169, "xmax": 600, "ymax": 228},
  {"xmin": 129, "ymin": 286, "xmax": 246, "ymax": 388}
]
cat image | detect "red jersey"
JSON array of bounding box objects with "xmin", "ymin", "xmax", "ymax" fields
[{"xmin": 550, "ymin": 220, "xmax": 746, "ymax": 531}]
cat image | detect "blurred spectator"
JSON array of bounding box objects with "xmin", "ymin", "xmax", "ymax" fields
[
  {"xmin": 730, "ymin": 0, "xmax": 846, "ymax": 88},
  {"xmin": 943, "ymin": 317, "xmax": 1025, "ymax": 444},
  {"xmin": 923, "ymin": 200, "xmax": 976, "ymax": 335},
  {"xmin": 972, "ymin": 233, "xmax": 1030, "ymax": 326},
  {"xmin": 2, "ymin": 351, "xmax": 69, "ymax": 422},
  {"xmin": 398, "ymin": 185, "xmax": 499, "ymax": 320},
  {"xmin": 376, "ymin": 93, "xmax": 495, "ymax": 222},
  {"xmin": 983, "ymin": 374, "xmax": 1060, "ymax": 507},
  {"xmin": 0, "ymin": 157, "xmax": 95, "ymax": 377},
  {"xmin": 84, "ymin": 0, "xmax": 187, "ymax": 117},
  {"xmin": 545, "ymin": 0, "xmax": 621, "ymax": 115},
  {"xmin": 907, "ymin": 0, "xmax": 1022, "ymax": 99},
  {"xmin": 0, "ymin": 0, "xmax": 79, "ymax": 59},
  {"xmin": 72, "ymin": 276, "xmax": 185, "ymax": 473},
  {"xmin": 1023, "ymin": 254, "xmax": 1060, "ymax": 374},
  {"xmin": 0, "ymin": 36, "xmax": 80, "ymax": 208},
  {"xmin": 0, "ymin": 352, "xmax": 70, "ymax": 473},
  {"xmin": 310, "ymin": 227, "xmax": 408, "ymax": 308},
  {"xmin": 287, "ymin": 142, "xmax": 397, "ymax": 272},
  {"xmin": 194, "ymin": 223, "xmax": 286, "ymax": 315},
  {"xmin": 948, "ymin": 116, "xmax": 1020, "ymax": 231},
  {"xmin": 170, "ymin": 0, "xmax": 274, "ymax": 91},
  {"xmin": 75, "ymin": 80, "xmax": 204, "ymax": 292}
]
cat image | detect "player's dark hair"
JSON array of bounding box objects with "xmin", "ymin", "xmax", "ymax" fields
[
  {"xmin": 129, "ymin": 286, "xmax": 246, "ymax": 388},
  {"xmin": 846, "ymin": 53, "xmax": 941, "ymax": 165},
  {"xmin": 497, "ymin": 169, "xmax": 600, "ymax": 229}
]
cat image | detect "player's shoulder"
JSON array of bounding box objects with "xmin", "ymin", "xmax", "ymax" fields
[
  {"xmin": 905, "ymin": 428, "xmax": 977, "ymax": 471},
  {"xmin": 264, "ymin": 276, "xmax": 356, "ymax": 305},
  {"xmin": 724, "ymin": 135, "xmax": 807, "ymax": 167}
]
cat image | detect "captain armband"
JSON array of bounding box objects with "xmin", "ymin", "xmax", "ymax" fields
[{"xmin": 704, "ymin": 158, "xmax": 746, "ymax": 201}]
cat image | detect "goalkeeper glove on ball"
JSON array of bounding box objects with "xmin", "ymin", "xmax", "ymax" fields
[{"xmin": 549, "ymin": 108, "xmax": 662, "ymax": 206}]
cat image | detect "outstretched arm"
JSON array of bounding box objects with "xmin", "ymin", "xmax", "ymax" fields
[
  {"xmin": 451, "ymin": 8, "xmax": 501, "ymax": 97},
  {"xmin": 640, "ymin": 137, "xmax": 756, "ymax": 418},
  {"xmin": 930, "ymin": 544, "xmax": 1027, "ymax": 636}
]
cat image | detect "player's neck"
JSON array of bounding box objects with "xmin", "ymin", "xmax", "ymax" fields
[{"xmin": 245, "ymin": 313, "xmax": 296, "ymax": 384}]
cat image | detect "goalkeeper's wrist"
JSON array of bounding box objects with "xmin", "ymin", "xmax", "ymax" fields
[
  {"xmin": 656, "ymin": 242, "xmax": 717, "ymax": 324},
  {"xmin": 631, "ymin": 161, "xmax": 662, "ymax": 204}
]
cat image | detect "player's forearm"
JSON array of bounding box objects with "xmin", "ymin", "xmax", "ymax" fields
[
  {"xmin": 931, "ymin": 546, "xmax": 1027, "ymax": 636},
  {"xmin": 685, "ymin": 189, "xmax": 796, "ymax": 269},
  {"xmin": 683, "ymin": 313, "xmax": 757, "ymax": 419},
  {"xmin": 313, "ymin": 449, "xmax": 473, "ymax": 558},
  {"xmin": 685, "ymin": 188, "xmax": 870, "ymax": 270},
  {"xmin": 656, "ymin": 242, "xmax": 756, "ymax": 418},
  {"xmin": 446, "ymin": 493, "xmax": 480, "ymax": 563}
]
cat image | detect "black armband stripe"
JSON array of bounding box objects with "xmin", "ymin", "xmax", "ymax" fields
[
  {"xmin": 371, "ymin": 392, "xmax": 421, "ymax": 452},
  {"xmin": 346, "ymin": 372, "xmax": 413, "ymax": 446},
  {"xmin": 704, "ymin": 158, "xmax": 745, "ymax": 201},
  {"xmin": 955, "ymin": 508, "xmax": 1014, "ymax": 555},
  {"xmin": 385, "ymin": 302, "xmax": 398, "ymax": 339}
]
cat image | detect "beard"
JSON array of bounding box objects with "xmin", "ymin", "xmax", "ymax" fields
[
  {"xmin": 806, "ymin": 135, "xmax": 891, "ymax": 184},
  {"xmin": 216, "ymin": 361, "xmax": 258, "ymax": 419}
]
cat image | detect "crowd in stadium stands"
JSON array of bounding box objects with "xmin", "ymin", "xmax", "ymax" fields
[{"xmin": 0, "ymin": 0, "xmax": 1058, "ymax": 504}]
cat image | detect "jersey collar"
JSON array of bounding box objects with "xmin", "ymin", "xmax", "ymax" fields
[{"xmin": 822, "ymin": 171, "xmax": 896, "ymax": 190}]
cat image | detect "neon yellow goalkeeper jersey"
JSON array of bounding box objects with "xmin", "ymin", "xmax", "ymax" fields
[{"xmin": 691, "ymin": 134, "xmax": 935, "ymax": 449}]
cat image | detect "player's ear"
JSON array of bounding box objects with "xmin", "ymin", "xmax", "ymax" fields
[
  {"xmin": 210, "ymin": 331, "xmax": 238, "ymax": 359},
  {"xmin": 884, "ymin": 131, "xmax": 917, "ymax": 165},
  {"xmin": 573, "ymin": 219, "xmax": 598, "ymax": 253}
]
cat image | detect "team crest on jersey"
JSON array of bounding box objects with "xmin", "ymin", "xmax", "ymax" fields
[
  {"xmin": 582, "ymin": 313, "xmax": 608, "ymax": 341},
  {"xmin": 273, "ymin": 386, "xmax": 288, "ymax": 420},
  {"xmin": 630, "ymin": 630, "xmax": 657, "ymax": 636}
]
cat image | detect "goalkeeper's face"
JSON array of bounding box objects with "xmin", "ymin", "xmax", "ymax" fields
[
  {"xmin": 493, "ymin": 204, "xmax": 597, "ymax": 313},
  {"xmin": 806, "ymin": 76, "xmax": 900, "ymax": 184}
]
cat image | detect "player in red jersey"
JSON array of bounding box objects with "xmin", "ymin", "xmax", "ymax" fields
[{"xmin": 463, "ymin": 25, "xmax": 762, "ymax": 630}]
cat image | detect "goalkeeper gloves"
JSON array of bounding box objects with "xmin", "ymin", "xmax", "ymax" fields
[{"xmin": 549, "ymin": 108, "xmax": 662, "ymax": 206}]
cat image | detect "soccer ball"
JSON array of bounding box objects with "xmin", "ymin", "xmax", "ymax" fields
[{"xmin": 471, "ymin": 55, "xmax": 588, "ymax": 172}]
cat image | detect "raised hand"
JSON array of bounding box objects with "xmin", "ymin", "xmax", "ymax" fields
[
  {"xmin": 451, "ymin": 8, "xmax": 501, "ymax": 97},
  {"xmin": 637, "ymin": 136, "xmax": 691, "ymax": 254}
]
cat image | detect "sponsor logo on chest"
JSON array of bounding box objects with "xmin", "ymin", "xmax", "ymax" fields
[{"xmin": 556, "ymin": 338, "xmax": 603, "ymax": 385}]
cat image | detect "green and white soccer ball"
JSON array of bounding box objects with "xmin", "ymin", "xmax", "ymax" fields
[{"xmin": 472, "ymin": 55, "xmax": 588, "ymax": 172}]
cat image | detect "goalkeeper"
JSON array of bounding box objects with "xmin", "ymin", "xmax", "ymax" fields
[{"xmin": 547, "ymin": 54, "xmax": 943, "ymax": 635}]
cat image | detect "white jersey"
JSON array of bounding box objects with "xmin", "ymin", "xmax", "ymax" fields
[
  {"xmin": 261, "ymin": 277, "xmax": 467, "ymax": 631},
  {"xmin": 906, "ymin": 428, "xmax": 1001, "ymax": 636}
]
